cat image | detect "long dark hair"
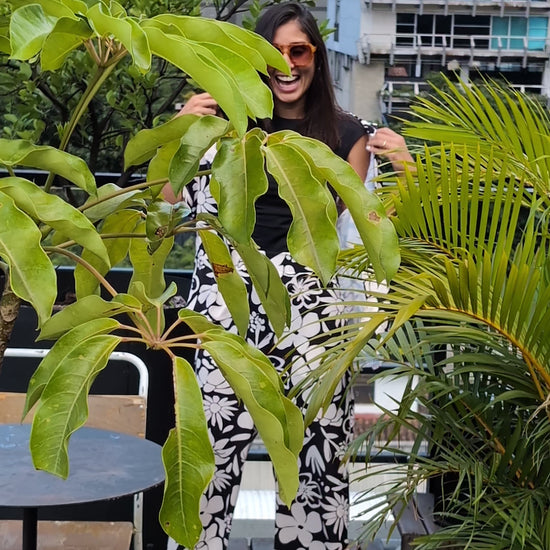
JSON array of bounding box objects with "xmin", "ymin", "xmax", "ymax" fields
[{"xmin": 255, "ymin": 2, "xmax": 341, "ymax": 151}]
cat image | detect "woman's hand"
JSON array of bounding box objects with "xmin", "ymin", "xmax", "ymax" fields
[
  {"xmin": 176, "ymin": 92, "xmax": 219, "ymax": 117},
  {"xmin": 366, "ymin": 127, "xmax": 414, "ymax": 174}
]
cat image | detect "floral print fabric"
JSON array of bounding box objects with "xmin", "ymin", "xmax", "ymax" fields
[{"xmin": 177, "ymin": 156, "xmax": 354, "ymax": 550}]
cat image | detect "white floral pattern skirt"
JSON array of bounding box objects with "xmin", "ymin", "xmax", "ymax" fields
[{"xmin": 178, "ymin": 242, "xmax": 354, "ymax": 550}]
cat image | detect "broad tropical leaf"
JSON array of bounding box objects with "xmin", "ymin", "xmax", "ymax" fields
[
  {"xmin": 0, "ymin": 191, "xmax": 56, "ymax": 325},
  {"xmin": 210, "ymin": 128, "xmax": 268, "ymax": 244},
  {"xmin": 27, "ymin": 318, "xmax": 121, "ymax": 411},
  {"xmin": 198, "ymin": 229, "xmax": 249, "ymax": 337},
  {"xmin": 279, "ymin": 132, "xmax": 400, "ymax": 282},
  {"xmin": 160, "ymin": 356, "xmax": 214, "ymax": 548},
  {"xmin": 178, "ymin": 309, "xmax": 303, "ymax": 505},
  {"xmin": 265, "ymin": 139, "xmax": 339, "ymax": 285},
  {"xmin": 0, "ymin": 139, "xmax": 96, "ymax": 194},
  {"xmin": 29, "ymin": 333, "xmax": 121, "ymax": 477}
]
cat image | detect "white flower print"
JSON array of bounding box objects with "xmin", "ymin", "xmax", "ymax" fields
[
  {"xmin": 199, "ymin": 367, "xmax": 233, "ymax": 396},
  {"xmin": 185, "ymin": 240, "xmax": 355, "ymax": 549},
  {"xmin": 322, "ymin": 493, "xmax": 349, "ymax": 541},
  {"xmin": 203, "ymin": 394, "xmax": 238, "ymax": 431},
  {"xmin": 295, "ymin": 474, "xmax": 322, "ymax": 509},
  {"xmin": 248, "ymin": 310, "xmax": 274, "ymax": 349},
  {"xmin": 302, "ymin": 442, "xmax": 326, "ymax": 477},
  {"xmin": 195, "ymin": 523, "xmax": 224, "ymax": 550},
  {"xmin": 199, "ymin": 494, "xmax": 224, "ymax": 529},
  {"xmin": 277, "ymin": 502, "xmax": 322, "ymax": 546},
  {"xmin": 208, "ymin": 466, "xmax": 233, "ymax": 495}
]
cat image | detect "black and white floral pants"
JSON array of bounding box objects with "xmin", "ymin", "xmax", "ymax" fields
[{"xmin": 177, "ymin": 243, "xmax": 354, "ymax": 550}]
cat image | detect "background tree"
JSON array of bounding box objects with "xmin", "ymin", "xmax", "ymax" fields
[
  {"xmin": 0, "ymin": 0, "xmax": 318, "ymax": 180},
  {"xmin": 303, "ymin": 78, "xmax": 550, "ymax": 550},
  {"xmin": 0, "ymin": 2, "xmax": 398, "ymax": 546}
]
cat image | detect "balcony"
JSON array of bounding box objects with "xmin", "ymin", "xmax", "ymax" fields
[
  {"xmin": 379, "ymin": 79, "xmax": 546, "ymax": 114},
  {"xmin": 360, "ymin": 32, "xmax": 550, "ymax": 67},
  {"xmin": 364, "ymin": 0, "xmax": 550, "ymax": 15}
]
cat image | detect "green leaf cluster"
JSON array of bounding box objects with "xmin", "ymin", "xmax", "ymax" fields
[
  {"xmin": 312, "ymin": 78, "xmax": 550, "ymax": 549},
  {"xmin": 0, "ymin": 2, "xmax": 399, "ymax": 547}
]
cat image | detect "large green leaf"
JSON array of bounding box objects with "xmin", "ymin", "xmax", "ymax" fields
[
  {"xmin": 75, "ymin": 208, "xmax": 142, "ymax": 297},
  {"xmin": 178, "ymin": 310, "xmax": 303, "ymax": 506},
  {"xmin": 0, "ymin": 191, "xmax": 56, "ymax": 325},
  {"xmin": 0, "ymin": 177, "xmax": 110, "ymax": 267},
  {"xmin": 198, "ymin": 229, "xmax": 249, "ymax": 337},
  {"xmin": 80, "ymin": 183, "xmax": 147, "ymax": 223},
  {"xmin": 11, "ymin": 0, "xmax": 78, "ymax": 18},
  {"xmin": 168, "ymin": 116, "xmax": 231, "ymax": 193},
  {"xmin": 41, "ymin": 16, "xmax": 93, "ymax": 70},
  {"xmin": 197, "ymin": 213, "xmax": 291, "ymax": 336},
  {"xmin": 203, "ymin": 335, "xmax": 302, "ymax": 505},
  {"xmin": 147, "ymin": 140, "xmax": 180, "ymax": 184},
  {"xmin": 9, "ymin": 4, "xmax": 60, "ymax": 60},
  {"xmin": 143, "ymin": 24, "xmax": 248, "ymax": 135},
  {"xmin": 232, "ymin": 240, "xmax": 291, "ymax": 338},
  {"xmin": 265, "ymin": 140, "xmax": 339, "ymax": 284},
  {"xmin": 186, "ymin": 41, "xmax": 273, "ymax": 119},
  {"xmin": 150, "ymin": 14, "xmax": 288, "ymax": 75},
  {"xmin": 211, "ymin": 129, "xmax": 268, "ymax": 244},
  {"xmin": 159, "ymin": 356, "xmax": 215, "ymax": 547},
  {"xmin": 27, "ymin": 318, "xmax": 121, "ymax": 412},
  {"xmin": 29, "ymin": 333, "xmax": 121, "ymax": 477},
  {"xmin": 282, "ymin": 133, "xmax": 400, "ymax": 282},
  {"xmin": 124, "ymin": 115, "xmax": 201, "ymax": 169},
  {"xmin": 128, "ymin": 221, "xmax": 173, "ymax": 299},
  {"xmin": 0, "ymin": 35, "xmax": 10, "ymax": 54},
  {"xmin": 0, "ymin": 139, "xmax": 96, "ymax": 195},
  {"xmin": 38, "ymin": 296, "xmax": 135, "ymax": 341}
]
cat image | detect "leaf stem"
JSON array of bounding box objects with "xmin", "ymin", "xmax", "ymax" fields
[
  {"xmin": 44, "ymin": 42, "xmax": 128, "ymax": 192},
  {"xmin": 43, "ymin": 246, "xmax": 117, "ymax": 297}
]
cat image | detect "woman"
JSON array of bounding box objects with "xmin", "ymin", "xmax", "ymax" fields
[{"xmin": 174, "ymin": 3, "xmax": 410, "ymax": 549}]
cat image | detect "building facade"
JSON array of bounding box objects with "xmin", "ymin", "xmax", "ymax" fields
[{"xmin": 326, "ymin": 0, "xmax": 550, "ymax": 123}]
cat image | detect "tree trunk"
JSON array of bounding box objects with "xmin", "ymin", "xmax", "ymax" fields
[{"xmin": 0, "ymin": 284, "xmax": 21, "ymax": 374}]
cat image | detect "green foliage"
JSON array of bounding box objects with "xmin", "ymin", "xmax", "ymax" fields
[
  {"xmin": 311, "ymin": 78, "xmax": 550, "ymax": 549},
  {"xmin": 0, "ymin": 0, "xmax": 319, "ymax": 176},
  {"xmin": 0, "ymin": 1, "xmax": 398, "ymax": 547}
]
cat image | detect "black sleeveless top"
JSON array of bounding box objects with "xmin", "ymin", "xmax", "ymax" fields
[{"xmin": 252, "ymin": 113, "xmax": 365, "ymax": 257}]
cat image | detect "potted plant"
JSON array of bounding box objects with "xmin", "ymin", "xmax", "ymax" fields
[
  {"xmin": 0, "ymin": 1, "xmax": 399, "ymax": 546},
  {"xmin": 300, "ymin": 77, "xmax": 550, "ymax": 550}
]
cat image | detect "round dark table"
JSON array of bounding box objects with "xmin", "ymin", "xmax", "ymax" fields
[{"xmin": 0, "ymin": 424, "xmax": 165, "ymax": 550}]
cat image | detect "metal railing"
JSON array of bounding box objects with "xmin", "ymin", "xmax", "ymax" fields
[
  {"xmin": 361, "ymin": 32, "xmax": 550, "ymax": 67},
  {"xmin": 379, "ymin": 80, "xmax": 547, "ymax": 113}
]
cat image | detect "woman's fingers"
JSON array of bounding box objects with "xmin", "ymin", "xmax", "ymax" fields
[{"xmin": 176, "ymin": 92, "xmax": 219, "ymax": 117}]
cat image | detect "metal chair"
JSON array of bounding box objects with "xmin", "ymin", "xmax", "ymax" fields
[{"xmin": 0, "ymin": 348, "xmax": 150, "ymax": 550}]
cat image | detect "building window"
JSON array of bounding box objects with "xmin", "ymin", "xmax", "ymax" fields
[
  {"xmin": 334, "ymin": 0, "xmax": 341, "ymax": 42},
  {"xmin": 397, "ymin": 14, "xmax": 491, "ymax": 48},
  {"xmin": 492, "ymin": 16, "xmax": 548, "ymax": 51},
  {"xmin": 395, "ymin": 13, "xmax": 548, "ymax": 52}
]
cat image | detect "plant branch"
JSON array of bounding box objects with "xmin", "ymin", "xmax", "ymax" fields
[
  {"xmin": 43, "ymin": 246, "xmax": 118, "ymax": 297},
  {"xmin": 43, "ymin": 41, "xmax": 128, "ymax": 192}
]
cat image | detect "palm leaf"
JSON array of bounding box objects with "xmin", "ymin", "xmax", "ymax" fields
[{"xmin": 302, "ymin": 80, "xmax": 550, "ymax": 549}]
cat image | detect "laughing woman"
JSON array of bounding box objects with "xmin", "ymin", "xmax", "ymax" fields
[{"xmin": 172, "ymin": 3, "xmax": 410, "ymax": 549}]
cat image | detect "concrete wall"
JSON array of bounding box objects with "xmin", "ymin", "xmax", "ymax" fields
[
  {"xmin": 361, "ymin": 6, "xmax": 396, "ymax": 53},
  {"xmin": 351, "ymin": 61, "xmax": 386, "ymax": 122}
]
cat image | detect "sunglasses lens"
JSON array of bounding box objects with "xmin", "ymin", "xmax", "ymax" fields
[{"xmin": 290, "ymin": 45, "xmax": 313, "ymax": 65}]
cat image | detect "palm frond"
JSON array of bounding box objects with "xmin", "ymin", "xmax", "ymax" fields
[{"xmin": 302, "ymin": 80, "xmax": 550, "ymax": 549}]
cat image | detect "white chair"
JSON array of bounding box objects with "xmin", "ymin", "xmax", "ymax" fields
[{"xmin": 0, "ymin": 348, "xmax": 150, "ymax": 550}]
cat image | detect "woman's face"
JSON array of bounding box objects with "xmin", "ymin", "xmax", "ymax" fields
[{"xmin": 268, "ymin": 19, "xmax": 315, "ymax": 119}]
